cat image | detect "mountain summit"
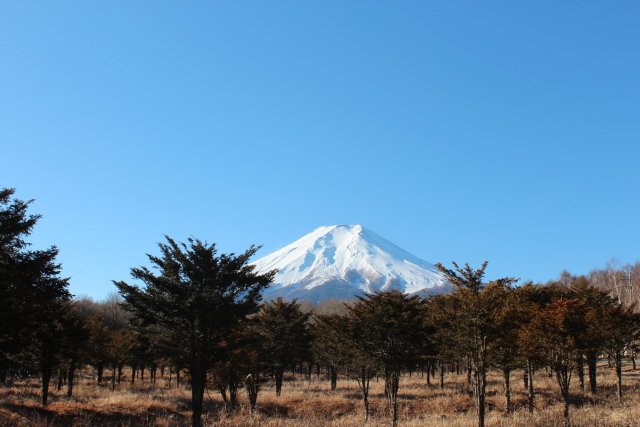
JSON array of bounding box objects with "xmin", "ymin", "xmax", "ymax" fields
[{"xmin": 252, "ymin": 225, "xmax": 447, "ymax": 303}]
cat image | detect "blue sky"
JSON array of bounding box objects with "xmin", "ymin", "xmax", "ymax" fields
[{"xmin": 1, "ymin": 1, "xmax": 638, "ymax": 299}]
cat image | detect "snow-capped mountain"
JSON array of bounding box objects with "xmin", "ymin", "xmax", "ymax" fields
[{"xmin": 252, "ymin": 225, "xmax": 448, "ymax": 303}]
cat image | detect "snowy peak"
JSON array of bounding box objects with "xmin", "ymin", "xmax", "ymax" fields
[{"xmin": 253, "ymin": 224, "xmax": 447, "ymax": 302}]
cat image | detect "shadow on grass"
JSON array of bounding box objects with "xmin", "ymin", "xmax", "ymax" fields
[
  {"xmin": 256, "ymin": 402, "xmax": 290, "ymax": 417},
  {"xmin": 0, "ymin": 402, "xmax": 190, "ymax": 427}
]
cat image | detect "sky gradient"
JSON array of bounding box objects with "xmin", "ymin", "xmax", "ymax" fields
[{"xmin": 1, "ymin": 1, "xmax": 639, "ymax": 299}]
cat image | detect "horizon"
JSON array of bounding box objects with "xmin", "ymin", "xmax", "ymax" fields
[{"xmin": 2, "ymin": 2, "xmax": 638, "ymax": 300}]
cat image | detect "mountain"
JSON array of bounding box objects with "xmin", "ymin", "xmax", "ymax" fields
[{"xmin": 252, "ymin": 224, "xmax": 448, "ymax": 303}]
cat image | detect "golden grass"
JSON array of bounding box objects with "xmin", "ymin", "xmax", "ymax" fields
[{"xmin": 2, "ymin": 363, "xmax": 640, "ymax": 426}]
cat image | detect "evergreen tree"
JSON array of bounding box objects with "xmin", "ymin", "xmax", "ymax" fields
[
  {"xmin": 58, "ymin": 304, "xmax": 90, "ymax": 397},
  {"xmin": 435, "ymin": 261, "xmax": 517, "ymax": 427},
  {"xmin": 514, "ymin": 283, "xmax": 561, "ymax": 414},
  {"xmin": 115, "ymin": 237, "xmax": 273, "ymax": 427},
  {"xmin": 489, "ymin": 284, "xmax": 520, "ymax": 415},
  {"xmin": 528, "ymin": 298, "xmax": 583, "ymax": 425},
  {"xmin": 566, "ymin": 276, "xmax": 613, "ymax": 394},
  {"xmin": 602, "ymin": 303, "xmax": 640, "ymax": 402},
  {"xmin": 0, "ymin": 188, "xmax": 72, "ymax": 405},
  {"xmin": 347, "ymin": 291, "xmax": 428, "ymax": 427},
  {"xmin": 310, "ymin": 314, "xmax": 351, "ymax": 391},
  {"xmin": 254, "ymin": 298, "xmax": 312, "ymax": 396}
]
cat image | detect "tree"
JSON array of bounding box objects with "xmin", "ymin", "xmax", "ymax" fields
[
  {"xmin": 435, "ymin": 261, "xmax": 517, "ymax": 427},
  {"xmin": 253, "ymin": 298, "xmax": 311, "ymax": 396},
  {"xmin": 489, "ymin": 285, "xmax": 520, "ymax": 415},
  {"xmin": 515, "ymin": 283, "xmax": 562, "ymax": 414},
  {"xmin": 310, "ymin": 314, "xmax": 351, "ymax": 391},
  {"xmin": 213, "ymin": 319, "xmax": 271, "ymax": 413},
  {"xmin": 0, "ymin": 188, "xmax": 72, "ymax": 405},
  {"xmin": 115, "ymin": 237, "xmax": 273, "ymax": 427},
  {"xmin": 423, "ymin": 295, "xmax": 455, "ymax": 390},
  {"xmin": 58, "ymin": 304, "xmax": 90, "ymax": 397},
  {"xmin": 602, "ymin": 303, "xmax": 640, "ymax": 402},
  {"xmin": 566, "ymin": 276, "xmax": 614, "ymax": 394},
  {"xmin": 347, "ymin": 291, "xmax": 428, "ymax": 427},
  {"xmin": 529, "ymin": 298, "xmax": 582, "ymax": 425},
  {"xmin": 311, "ymin": 311, "xmax": 377, "ymax": 422}
]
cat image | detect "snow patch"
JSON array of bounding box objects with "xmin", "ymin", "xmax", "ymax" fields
[{"xmin": 252, "ymin": 224, "xmax": 448, "ymax": 303}]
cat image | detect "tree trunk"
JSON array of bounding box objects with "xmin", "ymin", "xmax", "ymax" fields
[
  {"xmin": 527, "ymin": 360, "xmax": 535, "ymax": 414},
  {"xmin": 229, "ymin": 381, "xmax": 239, "ymax": 410},
  {"xmin": 330, "ymin": 366, "xmax": 337, "ymax": 391},
  {"xmin": 117, "ymin": 365, "xmax": 123, "ymax": 384},
  {"xmin": 56, "ymin": 369, "xmax": 63, "ymax": 391},
  {"xmin": 191, "ymin": 367, "xmax": 206, "ymax": 427},
  {"xmin": 275, "ymin": 366, "xmax": 284, "ymax": 396},
  {"xmin": 245, "ymin": 373, "xmax": 260, "ymax": 413},
  {"xmin": 426, "ymin": 361, "xmax": 431, "ymax": 385},
  {"xmin": 131, "ymin": 366, "xmax": 136, "ymax": 383},
  {"xmin": 587, "ymin": 354, "xmax": 597, "ymax": 394},
  {"xmin": 97, "ymin": 363, "xmax": 104, "ymax": 384},
  {"xmin": 111, "ymin": 365, "xmax": 116, "ymax": 391},
  {"xmin": 476, "ymin": 368, "xmax": 486, "ymax": 427},
  {"xmin": 577, "ymin": 356, "xmax": 584, "ymax": 392},
  {"xmin": 523, "ymin": 368, "xmax": 528, "ymax": 389},
  {"xmin": 385, "ymin": 369, "xmax": 400, "ymax": 427},
  {"xmin": 218, "ymin": 385, "xmax": 229, "ymax": 409},
  {"xmin": 357, "ymin": 368, "xmax": 371, "ymax": 423},
  {"xmin": 41, "ymin": 362, "xmax": 52, "ymax": 406},
  {"xmin": 615, "ymin": 352, "xmax": 623, "ymax": 402},
  {"xmin": 503, "ymin": 367, "xmax": 511, "ymax": 415},
  {"xmin": 555, "ymin": 365, "xmax": 571, "ymax": 427},
  {"xmin": 0, "ymin": 356, "xmax": 8, "ymax": 385},
  {"xmin": 67, "ymin": 365, "xmax": 76, "ymax": 397},
  {"xmin": 563, "ymin": 399, "xmax": 570, "ymax": 426},
  {"xmin": 439, "ymin": 363, "xmax": 445, "ymax": 389}
]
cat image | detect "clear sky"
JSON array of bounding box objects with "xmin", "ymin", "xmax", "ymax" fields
[{"xmin": 1, "ymin": 2, "xmax": 638, "ymax": 300}]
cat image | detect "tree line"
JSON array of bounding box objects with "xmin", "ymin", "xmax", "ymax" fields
[{"xmin": 2, "ymin": 187, "xmax": 639, "ymax": 427}]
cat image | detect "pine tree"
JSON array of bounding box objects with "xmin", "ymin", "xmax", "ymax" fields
[
  {"xmin": 347, "ymin": 291, "xmax": 428, "ymax": 427},
  {"xmin": 0, "ymin": 188, "xmax": 72, "ymax": 405},
  {"xmin": 514, "ymin": 283, "xmax": 561, "ymax": 414},
  {"xmin": 253, "ymin": 298, "xmax": 312, "ymax": 396},
  {"xmin": 115, "ymin": 237, "xmax": 273, "ymax": 427},
  {"xmin": 58, "ymin": 304, "xmax": 90, "ymax": 397},
  {"xmin": 310, "ymin": 314, "xmax": 351, "ymax": 391},
  {"xmin": 528, "ymin": 298, "xmax": 583, "ymax": 425},
  {"xmin": 602, "ymin": 303, "xmax": 640, "ymax": 402},
  {"xmin": 435, "ymin": 261, "xmax": 517, "ymax": 427}
]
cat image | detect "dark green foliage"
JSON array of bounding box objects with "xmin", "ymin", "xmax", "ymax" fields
[
  {"xmin": 0, "ymin": 188, "xmax": 72, "ymax": 405},
  {"xmin": 57, "ymin": 304, "xmax": 90, "ymax": 397},
  {"xmin": 211, "ymin": 319, "xmax": 271, "ymax": 412},
  {"xmin": 347, "ymin": 291, "xmax": 428, "ymax": 427},
  {"xmin": 310, "ymin": 314, "xmax": 351, "ymax": 391},
  {"xmin": 254, "ymin": 298, "xmax": 312, "ymax": 396},
  {"xmin": 115, "ymin": 236, "xmax": 273, "ymax": 427}
]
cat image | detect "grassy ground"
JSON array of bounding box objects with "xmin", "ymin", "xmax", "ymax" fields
[{"xmin": 1, "ymin": 363, "xmax": 639, "ymax": 426}]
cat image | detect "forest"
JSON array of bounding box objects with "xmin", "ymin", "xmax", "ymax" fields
[{"xmin": 2, "ymin": 187, "xmax": 640, "ymax": 427}]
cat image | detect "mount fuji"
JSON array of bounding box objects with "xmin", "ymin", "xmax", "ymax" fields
[{"xmin": 252, "ymin": 225, "xmax": 448, "ymax": 303}]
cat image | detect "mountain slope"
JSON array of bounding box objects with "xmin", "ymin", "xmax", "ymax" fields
[{"xmin": 252, "ymin": 225, "xmax": 447, "ymax": 302}]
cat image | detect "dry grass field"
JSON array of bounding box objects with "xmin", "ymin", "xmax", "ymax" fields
[{"xmin": 1, "ymin": 363, "xmax": 640, "ymax": 427}]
